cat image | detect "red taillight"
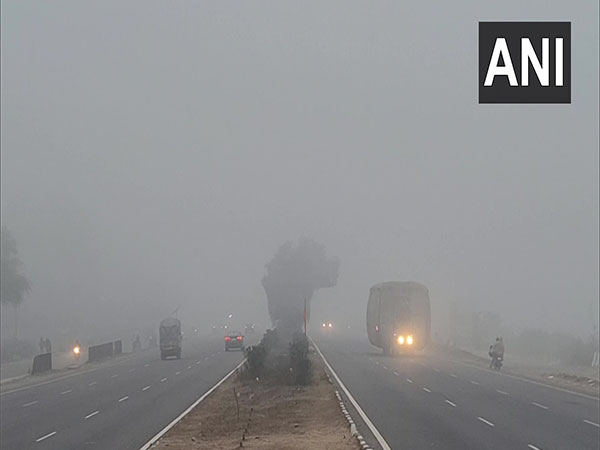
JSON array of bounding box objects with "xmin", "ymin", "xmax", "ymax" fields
[
  {"xmin": 225, "ymin": 336, "xmax": 231, "ymax": 341},
  {"xmin": 236, "ymin": 336, "xmax": 242, "ymax": 341}
]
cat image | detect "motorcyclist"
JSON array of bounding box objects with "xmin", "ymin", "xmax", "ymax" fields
[{"xmin": 489, "ymin": 337, "xmax": 504, "ymax": 368}]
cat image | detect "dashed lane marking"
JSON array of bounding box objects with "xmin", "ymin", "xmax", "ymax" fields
[
  {"xmin": 528, "ymin": 444, "xmax": 543, "ymax": 450},
  {"xmin": 60, "ymin": 390, "xmax": 71, "ymax": 395},
  {"xmin": 118, "ymin": 396, "xmax": 129, "ymax": 402},
  {"xmin": 445, "ymin": 400, "xmax": 457, "ymax": 407},
  {"xmin": 111, "ymin": 374, "xmax": 119, "ymax": 378},
  {"xmin": 23, "ymin": 400, "xmax": 38, "ymax": 407},
  {"xmin": 450, "ymin": 374, "xmax": 458, "ymax": 378},
  {"xmin": 531, "ymin": 402, "xmax": 549, "ymax": 410},
  {"xmin": 393, "ymin": 371, "xmax": 399, "ymax": 376},
  {"xmin": 175, "ymin": 371, "xmax": 181, "ymax": 375},
  {"xmin": 35, "ymin": 431, "xmax": 57, "ymax": 442},
  {"xmin": 422, "ymin": 387, "xmax": 431, "ymax": 393},
  {"xmin": 88, "ymin": 382, "xmax": 97, "ymax": 387},
  {"xmin": 84, "ymin": 410, "xmax": 100, "ymax": 419},
  {"xmin": 160, "ymin": 377, "xmax": 168, "ymax": 382},
  {"xmin": 470, "ymin": 380, "xmax": 480, "ymax": 385},
  {"xmin": 496, "ymin": 389, "xmax": 509, "ymax": 396},
  {"xmin": 406, "ymin": 378, "xmax": 413, "ymax": 383},
  {"xmin": 583, "ymin": 419, "xmax": 599, "ymax": 428},
  {"xmin": 477, "ymin": 417, "xmax": 495, "ymax": 427},
  {"xmin": 142, "ymin": 385, "xmax": 151, "ymax": 391}
]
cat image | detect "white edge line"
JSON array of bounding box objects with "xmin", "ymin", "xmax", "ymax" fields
[
  {"xmin": 137, "ymin": 359, "xmax": 246, "ymax": 450},
  {"xmin": 449, "ymin": 358, "xmax": 599, "ymax": 401},
  {"xmin": 583, "ymin": 419, "xmax": 600, "ymax": 428},
  {"xmin": 312, "ymin": 339, "xmax": 392, "ymax": 450},
  {"xmin": 35, "ymin": 431, "xmax": 57, "ymax": 442}
]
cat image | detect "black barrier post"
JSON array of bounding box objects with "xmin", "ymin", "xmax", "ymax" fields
[{"xmin": 32, "ymin": 353, "xmax": 52, "ymax": 374}]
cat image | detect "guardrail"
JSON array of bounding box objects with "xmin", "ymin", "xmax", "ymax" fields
[
  {"xmin": 31, "ymin": 353, "xmax": 52, "ymax": 374},
  {"xmin": 88, "ymin": 342, "xmax": 114, "ymax": 362}
]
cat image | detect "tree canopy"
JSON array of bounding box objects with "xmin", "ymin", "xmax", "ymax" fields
[
  {"xmin": 1, "ymin": 226, "xmax": 31, "ymax": 308},
  {"xmin": 262, "ymin": 237, "xmax": 339, "ymax": 333}
]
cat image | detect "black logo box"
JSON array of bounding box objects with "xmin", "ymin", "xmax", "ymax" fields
[{"xmin": 479, "ymin": 22, "xmax": 570, "ymax": 104}]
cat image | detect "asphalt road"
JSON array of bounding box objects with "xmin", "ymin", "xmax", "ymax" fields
[
  {"xmin": 0, "ymin": 335, "xmax": 246, "ymax": 450},
  {"xmin": 315, "ymin": 336, "xmax": 600, "ymax": 450}
]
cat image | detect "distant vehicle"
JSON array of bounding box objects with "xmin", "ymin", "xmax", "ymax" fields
[
  {"xmin": 245, "ymin": 323, "xmax": 256, "ymax": 334},
  {"xmin": 159, "ymin": 318, "xmax": 182, "ymax": 360},
  {"xmin": 321, "ymin": 321, "xmax": 334, "ymax": 333},
  {"xmin": 224, "ymin": 331, "xmax": 244, "ymax": 351},
  {"xmin": 367, "ymin": 281, "xmax": 431, "ymax": 356}
]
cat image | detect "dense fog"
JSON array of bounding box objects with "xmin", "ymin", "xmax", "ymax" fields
[{"xmin": 1, "ymin": 1, "xmax": 598, "ymax": 357}]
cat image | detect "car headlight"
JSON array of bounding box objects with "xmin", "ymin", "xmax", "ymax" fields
[
  {"xmin": 407, "ymin": 335, "xmax": 413, "ymax": 345},
  {"xmin": 397, "ymin": 335, "xmax": 405, "ymax": 345}
]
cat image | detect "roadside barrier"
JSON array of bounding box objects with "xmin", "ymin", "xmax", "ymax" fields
[
  {"xmin": 88, "ymin": 342, "xmax": 114, "ymax": 362},
  {"xmin": 114, "ymin": 340, "xmax": 123, "ymax": 355},
  {"xmin": 31, "ymin": 353, "xmax": 52, "ymax": 374}
]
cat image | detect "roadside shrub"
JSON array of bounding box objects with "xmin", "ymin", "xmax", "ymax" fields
[
  {"xmin": 244, "ymin": 343, "xmax": 267, "ymax": 378},
  {"xmin": 289, "ymin": 332, "xmax": 311, "ymax": 385}
]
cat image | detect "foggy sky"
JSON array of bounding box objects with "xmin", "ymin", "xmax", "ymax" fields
[{"xmin": 1, "ymin": 1, "xmax": 598, "ymax": 341}]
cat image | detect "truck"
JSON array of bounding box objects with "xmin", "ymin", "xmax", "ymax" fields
[
  {"xmin": 367, "ymin": 281, "xmax": 431, "ymax": 355},
  {"xmin": 159, "ymin": 317, "xmax": 182, "ymax": 360}
]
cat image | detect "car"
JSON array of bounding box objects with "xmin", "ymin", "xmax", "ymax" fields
[
  {"xmin": 225, "ymin": 332, "xmax": 244, "ymax": 351},
  {"xmin": 321, "ymin": 321, "xmax": 334, "ymax": 333},
  {"xmin": 245, "ymin": 323, "xmax": 256, "ymax": 334}
]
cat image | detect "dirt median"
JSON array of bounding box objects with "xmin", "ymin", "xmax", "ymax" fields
[{"xmin": 151, "ymin": 353, "xmax": 360, "ymax": 450}]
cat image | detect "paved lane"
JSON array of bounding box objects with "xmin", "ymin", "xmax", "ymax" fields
[
  {"xmin": 0, "ymin": 336, "xmax": 246, "ymax": 450},
  {"xmin": 316, "ymin": 337, "xmax": 599, "ymax": 450}
]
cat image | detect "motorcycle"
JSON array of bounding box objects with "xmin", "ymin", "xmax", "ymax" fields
[
  {"xmin": 73, "ymin": 345, "xmax": 81, "ymax": 361},
  {"xmin": 489, "ymin": 346, "xmax": 503, "ymax": 370}
]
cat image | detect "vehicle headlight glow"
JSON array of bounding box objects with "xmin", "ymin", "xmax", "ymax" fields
[
  {"xmin": 407, "ymin": 335, "xmax": 414, "ymax": 345},
  {"xmin": 328, "ymin": 323, "xmax": 333, "ymax": 328},
  {"xmin": 397, "ymin": 335, "xmax": 405, "ymax": 345},
  {"xmin": 322, "ymin": 323, "xmax": 326, "ymax": 327},
  {"xmin": 74, "ymin": 346, "xmax": 80, "ymax": 354}
]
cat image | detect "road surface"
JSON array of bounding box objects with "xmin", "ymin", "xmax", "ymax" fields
[
  {"xmin": 315, "ymin": 336, "xmax": 599, "ymax": 450},
  {"xmin": 0, "ymin": 336, "xmax": 245, "ymax": 450}
]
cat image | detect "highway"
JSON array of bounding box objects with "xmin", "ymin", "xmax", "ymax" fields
[
  {"xmin": 0, "ymin": 336, "xmax": 246, "ymax": 450},
  {"xmin": 315, "ymin": 336, "xmax": 600, "ymax": 450}
]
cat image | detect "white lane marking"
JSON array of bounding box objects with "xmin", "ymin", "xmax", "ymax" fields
[
  {"xmin": 187, "ymin": 366, "xmax": 192, "ymax": 369},
  {"xmin": 445, "ymin": 399, "xmax": 457, "ymax": 407},
  {"xmin": 111, "ymin": 374, "xmax": 119, "ymax": 378},
  {"xmin": 144, "ymin": 364, "xmax": 149, "ymax": 367},
  {"xmin": 583, "ymin": 419, "xmax": 600, "ymax": 428},
  {"xmin": 531, "ymin": 402, "xmax": 549, "ymax": 410},
  {"xmin": 528, "ymin": 445, "xmax": 543, "ymax": 450},
  {"xmin": 142, "ymin": 385, "xmax": 151, "ymax": 391},
  {"xmin": 450, "ymin": 374, "xmax": 458, "ymax": 378},
  {"xmin": 477, "ymin": 417, "xmax": 495, "ymax": 427},
  {"xmin": 406, "ymin": 378, "xmax": 413, "ymax": 383},
  {"xmin": 393, "ymin": 371, "xmax": 399, "ymax": 376},
  {"xmin": 35, "ymin": 431, "xmax": 57, "ymax": 442},
  {"xmin": 175, "ymin": 371, "xmax": 181, "ymax": 375},
  {"xmin": 88, "ymin": 381, "xmax": 97, "ymax": 387},
  {"xmin": 196, "ymin": 361, "xmax": 201, "ymax": 365},
  {"xmin": 449, "ymin": 358, "xmax": 599, "ymax": 401},
  {"xmin": 138, "ymin": 359, "xmax": 246, "ymax": 450},
  {"xmin": 60, "ymin": 390, "xmax": 72, "ymax": 395},
  {"xmin": 383, "ymin": 366, "xmax": 388, "ymax": 370},
  {"xmin": 84, "ymin": 410, "xmax": 100, "ymax": 419},
  {"xmin": 496, "ymin": 389, "xmax": 509, "ymax": 396},
  {"xmin": 160, "ymin": 377, "xmax": 168, "ymax": 383},
  {"xmin": 118, "ymin": 396, "xmax": 129, "ymax": 402},
  {"xmin": 23, "ymin": 400, "xmax": 38, "ymax": 407},
  {"xmin": 422, "ymin": 387, "xmax": 431, "ymax": 393},
  {"xmin": 312, "ymin": 340, "xmax": 392, "ymax": 450},
  {"xmin": 470, "ymin": 380, "xmax": 480, "ymax": 385}
]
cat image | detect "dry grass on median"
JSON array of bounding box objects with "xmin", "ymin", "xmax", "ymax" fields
[{"xmin": 151, "ymin": 353, "xmax": 360, "ymax": 450}]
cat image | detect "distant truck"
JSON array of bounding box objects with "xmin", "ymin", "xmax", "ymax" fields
[
  {"xmin": 159, "ymin": 318, "xmax": 182, "ymax": 360},
  {"xmin": 367, "ymin": 281, "xmax": 431, "ymax": 355}
]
